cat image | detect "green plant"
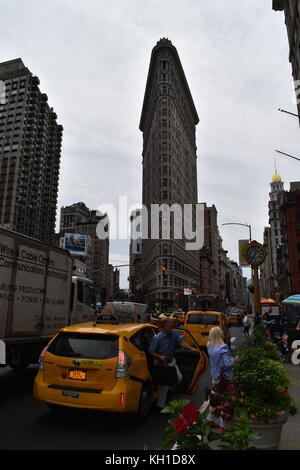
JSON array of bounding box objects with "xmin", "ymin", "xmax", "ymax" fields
[
  {"xmin": 219, "ymin": 412, "xmax": 261, "ymax": 450},
  {"xmin": 248, "ymin": 325, "xmax": 281, "ymax": 361},
  {"xmin": 250, "ymin": 324, "xmax": 266, "ymax": 347},
  {"xmin": 263, "ymin": 341, "xmax": 281, "ymax": 361},
  {"xmin": 159, "ymin": 400, "xmax": 219, "ymax": 450},
  {"xmin": 209, "ymin": 340, "xmax": 293, "ymax": 423},
  {"xmin": 150, "ymin": 400, "xmax": 261, "ymax": 450}
]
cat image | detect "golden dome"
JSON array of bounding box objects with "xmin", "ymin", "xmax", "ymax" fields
[{"xmin": 272, "ymin": 173, "xmax": 282, "ymax": 183}]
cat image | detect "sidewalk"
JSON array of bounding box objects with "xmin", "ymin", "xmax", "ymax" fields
[{"xmin": 279, "ymin": 364, "xmax": 300, "ymax": 450}]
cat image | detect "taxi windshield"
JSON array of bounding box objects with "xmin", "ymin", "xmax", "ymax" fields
[{"xmin": 187, "ymin": 314, "xmax": 219, "ymax": 325}]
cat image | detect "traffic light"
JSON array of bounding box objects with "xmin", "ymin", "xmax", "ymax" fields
[{"xmin": 161, "ymin": 264, "xmax": 167, "ymax": 283}]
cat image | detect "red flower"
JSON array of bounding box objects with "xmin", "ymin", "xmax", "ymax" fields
[{"xmin": 172, "ymin": 403, "xmax": 199, "ymax": 435}]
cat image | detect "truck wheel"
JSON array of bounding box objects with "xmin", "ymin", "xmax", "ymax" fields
[
  {"xmin": 136, "ymin": 385, "xmax": 151, "ymax": 423},
  {"xmin": 9, "ymin": 360, "xmax": 30, "ymax": 371},
  {"xmin": 8, "ymin": 346, "xmax": 30, "ymax": 371}
]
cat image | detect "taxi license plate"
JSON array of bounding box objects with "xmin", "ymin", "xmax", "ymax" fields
[
  {"xmin": 68, "ymin": 370, "xmax": 87, "ymax": 381},
  {"xmin": 62, "ymin": 390, "xmax": 79, "ymax": 398}
]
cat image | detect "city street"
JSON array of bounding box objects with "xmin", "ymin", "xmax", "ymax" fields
[
  {"xmin": 0, "ymin": 327, "xmax": 243, "ymax": 450},
  {"xmin": 3, "ymin": 1, "xmax": 300, "ymax": 453}
]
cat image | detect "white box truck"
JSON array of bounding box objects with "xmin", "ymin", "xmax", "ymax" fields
[{"xmin": 0, "ymin": 228, "xmax": 96, "ymax": 370}]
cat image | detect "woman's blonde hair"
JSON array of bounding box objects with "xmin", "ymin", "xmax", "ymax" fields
[{"xmin": 207, "ymin": 327, "xmax": 225, "ymax": 348}]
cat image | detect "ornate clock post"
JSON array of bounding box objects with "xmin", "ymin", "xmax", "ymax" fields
[{"xmin": 242, "ymin": 241, "xmax": 267, "ymax": 315}]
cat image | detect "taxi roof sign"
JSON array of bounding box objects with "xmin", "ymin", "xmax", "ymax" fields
[{"xmin": 96, "ymin": 313, "xmax": 119, "ymax": 325}]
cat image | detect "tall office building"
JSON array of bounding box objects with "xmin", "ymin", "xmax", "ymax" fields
[
  {"xmin": 129, "ymin": 209, "xmax": 143, "ymax": 301},
  {"xmin": 276, "ymin": 182, "xmax": 300, "ymax": 296},
  {"xmin": 273, "ymin": 1, "xmax": 300, "ymax": 121},
  {"xmin": 199, "ymin": 204, "xmax": 221, "ymax": 295},
  {"xmin": 59, "ymin": 203, "xmax": 109, "ymax": 302},
  {"xmin": 139, "ymin": 38, "xmax": 200, "ymax": 309},
  {"xmin": 59, "ymin": 202, "xmax": 90, "ymax": 233},
  {"xmin": 260, "ymin": 173, "xmax": 285, "ymax": 299},
  {"xmin": 0, "ymin": 58, "xmax": 63, "ymax": 243}
]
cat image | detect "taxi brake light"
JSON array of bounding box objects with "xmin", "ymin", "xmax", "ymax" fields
[
  {"xmin": 120, "ymin": 393, "xmax": 125, "ymax": 406},
  {"xmin": 38, "ymin": 345, "xmax": 48, "ymax": 371},
  {"xmin": 118, "ymin": 351, "xmax": 125, "ymax": 364},
  {"xmin": 116, "ymin": 350, "xmax": 131, "ymax": 378}
]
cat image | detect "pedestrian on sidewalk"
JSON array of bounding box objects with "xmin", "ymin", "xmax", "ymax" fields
[
  {"xmin": 249, "ymin": 313, "xmax": 255, "ymax": 336},
  {"xmin": 254, "ymin": 312, "xmax": 261, "ymax": 328},
  {"xmin": 263, "ymin": 311, "xmax": 272, "ymax": 340},
  {"xmin": 206, "ymin": 327, "xmax": 234, "ymax": 433},
  {"xmin": 148, "ymin": 319, "xmax": 199, "ymax": 410},
  {"xmin": 242, "ymin": 313, "xmax": 251, "ymax": 337}
]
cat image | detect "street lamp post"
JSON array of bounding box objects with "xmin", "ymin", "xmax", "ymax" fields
[
  {"xmin": 221, "ymin": 222, "xmax": 252, "ymax": 242},
  {"xmin": 275, "ymin": 149, "xmax": 300, "ymax": 163},
  {"xmin": 278, "ymin": 108, "xmax": 300, "ymax": 119}
]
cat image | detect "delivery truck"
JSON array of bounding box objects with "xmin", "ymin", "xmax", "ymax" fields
[{"xmin": 0, "ymin": 228, "xmax": 96, "ymax": 370}]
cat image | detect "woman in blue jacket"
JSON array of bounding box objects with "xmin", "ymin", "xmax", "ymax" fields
[{"xmin": 207, "ymin": 326, "xmax": 234, "ymax": 432}]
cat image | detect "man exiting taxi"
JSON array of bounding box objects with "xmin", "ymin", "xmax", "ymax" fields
[{"xmin": 149, "ymin": 319, "xmax": 199, "ymax": 409}]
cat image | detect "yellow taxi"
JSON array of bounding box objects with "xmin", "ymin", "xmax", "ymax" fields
[
  {"xmin": 34, "ymin": 314, "xmax": 208, "ymax": 421},
  {"xmin": 183, "ymin": 311, "xmax": 231, "ymax": 349},
  {"xmin": 227, "ymin": 309, "xmax": 243, "ymax": 326}
]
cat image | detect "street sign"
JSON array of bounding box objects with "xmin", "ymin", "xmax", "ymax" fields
[
  {"xmin": 184, "ymin": 288, "xmax": 192, "ymax": 296},
  {"xmin": 239, "ymin": 239, "xmax": 250, "ymax": 267}
]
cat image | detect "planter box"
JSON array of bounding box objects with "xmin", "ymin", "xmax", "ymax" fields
[{"xmin": 226, "ymin": 413, "xmax": 288, "ymax": 450}]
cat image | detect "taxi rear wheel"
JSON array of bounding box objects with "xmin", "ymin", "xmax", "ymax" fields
[
  {"xmin": 47, "ymin": 403, "xmax": 63, "ymax": 414},
  {"xmin": 47, "ymin": 403, "xmax": 71, "ymax": 415},
  {"xmin": 136, "ymin": 384, "xmax": 151, "ymax": 423}
]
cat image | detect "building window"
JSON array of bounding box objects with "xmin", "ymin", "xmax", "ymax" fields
[
  {"xmin": 297, "ymin": 242, "xmax": 300, "ymax": 253},
  {"xmin": 296, "ymin": 210, "xmax": 300, "ymax": 221},
  {"xmin": 296, "ymin": 226, "xmax": 300, "ymax": 236}
]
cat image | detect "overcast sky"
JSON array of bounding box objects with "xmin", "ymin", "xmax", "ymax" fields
[{"xmin": 1, "ymin": 0, "xmax": 299, "ymax": 288}]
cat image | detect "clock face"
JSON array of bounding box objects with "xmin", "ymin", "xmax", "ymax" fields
[{"xmin": 245, "ymin": 245, "xmax": 266, "ymax": 265}]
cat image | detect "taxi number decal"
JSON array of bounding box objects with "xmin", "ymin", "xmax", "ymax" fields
[{"xmin": 81, "ymin": 360, "xmax": 104, "ymax": 367}]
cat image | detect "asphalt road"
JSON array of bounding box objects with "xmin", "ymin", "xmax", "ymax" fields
[{"xmin": 0, "ymin": 326, "xmax": 243, "ymax": 450}]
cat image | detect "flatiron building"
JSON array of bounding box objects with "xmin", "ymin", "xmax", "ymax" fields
[{"xmin": 139, "ymin": 38, "xmax": 200, "ymax": 309}]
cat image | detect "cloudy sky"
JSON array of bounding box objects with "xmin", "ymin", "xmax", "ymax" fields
[{"xmin": 1, "ymin": 0, "xmax": 299, "ymax": 287}]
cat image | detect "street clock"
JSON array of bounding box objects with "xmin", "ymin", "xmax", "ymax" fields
[{"xmin": 242, "ymin": 241, "xmax": 267, "ymax": 267}]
